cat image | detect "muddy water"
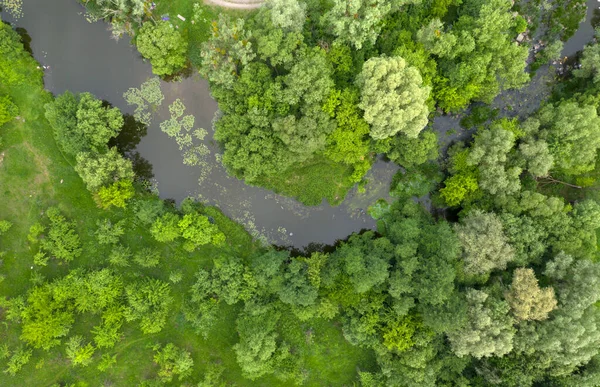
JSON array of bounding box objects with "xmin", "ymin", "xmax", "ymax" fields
[
  {"xmin": 562, "ymin": 0, "xmax": 599, "ymax": 57},
  {"xmin": 1, "ymin": 0, "xmax": 397, "ymax": 248}
]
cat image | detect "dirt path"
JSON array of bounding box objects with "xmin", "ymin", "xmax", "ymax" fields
[{"xmin": 205, "ymin": 0, "xmax": 264, "ymax": 9}]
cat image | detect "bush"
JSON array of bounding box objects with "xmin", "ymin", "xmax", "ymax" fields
[
  {"xmin": 3, "ymin": 348, "xmax": 32, "ymax": 376},
  {"xmin": 0, "ymin": 219, "xmax": 12, "ymax": 235},
  {"xmin": 133, "ymin": 247, "xmax": 161, "ymax": 268},
  {"xmin": 39, "ymin": 207, "xmax": 82, "ymax": 263},
  {"xmin": 108, "ymin": 244, "xmax": 132, "ymax": 267},
  {"xmin": 0, "ymin": 95, "xmax": 18, "ymax": 127},
  {"xmin": 153, "ymin": 343, "xmax": 194, "ymax": 382},
  {"xmin": 65, "ymin": 335, "xmax": 95, "ymax": 367},
  {"xmin": 96, "ymin": 180, "xmax": 135, "ymax": 209}
]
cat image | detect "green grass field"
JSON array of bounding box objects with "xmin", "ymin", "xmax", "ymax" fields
[{"xmin": 256, "ymin": 156, "xmax": 357, "ymax": 206}]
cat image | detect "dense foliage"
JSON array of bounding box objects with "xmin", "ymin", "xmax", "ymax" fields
[
  {"xmin": 4, "ymin": 2, "xmax": 600, "ymax": 387},
  {"xmin": 191, "ymin": 0, "xmax": 527, "ymax": 203}
]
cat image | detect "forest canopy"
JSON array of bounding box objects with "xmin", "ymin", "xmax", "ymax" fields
[{"xmin": 2, "ymin": 0, "xmax": 600, "ymax": 386}]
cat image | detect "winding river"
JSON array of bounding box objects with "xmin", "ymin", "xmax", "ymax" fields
[
  {"xmin": 1, "ymin": 0, "xmax": 398, "ymax": 248},
  {"xmin": 2, "ymin": 0, "xmax": 597, "ymax": 247}
]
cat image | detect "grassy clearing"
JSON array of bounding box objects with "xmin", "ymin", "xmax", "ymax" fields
[
  {"xmin": 0, "ymin": 29, "xmax": 372, "ymax": 386},
  {"xmin": 256, "ymin": 156, "xmax": 356, "ymax": 206}
]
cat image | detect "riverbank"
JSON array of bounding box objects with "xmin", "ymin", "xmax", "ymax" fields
[
  {"xmin": 0, "ymin": 0, "xmax": 397, "ymax": 248},
  {"xmin": 0, "ymin": 18, "xmax": 375, "ymax": 384}
]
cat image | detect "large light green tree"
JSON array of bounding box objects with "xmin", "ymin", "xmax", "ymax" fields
[
  {"xmin": 45, "ymin": 92, "xmax": 124, "ymax": 156},
  {"xmin": 455, "ymin": 210, "xmax": 515, "ymax": 277},
  {"xmin": 322, "ymin": 0, "xmax": 415, "ymax": 49},
  {"xmin": 75, "ymin": 147, "xmax": 135, "ymax": 192},
  {"xmin": 505, "ymin": 268, "xmax": 557, "ymax": 321},
  {"xmin": 356, "ymin": 56, "xmax": 431, "ymax": 140},
  {"xmin": 200, "ymin": 15, "xmax": 255, "ymax": 89},
  {"xmin": 536, "ymin": 101, "xmax": 600, "ymax": 175},
  {"xmin": 447, "ymin": 289, "xmax": 515, "ymax": 358}
]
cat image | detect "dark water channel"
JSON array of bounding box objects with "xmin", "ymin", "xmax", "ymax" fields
[
  {"xmin": 3, "ymin": 0, "xmax": 598, "ymax": 247},
  {"xmin": 1, "ymin": 0, "xmax": 397, "ymax": 248},
  {"xmin": 432, "ymin": 0, "xmax": 600, "ymax": 152}
]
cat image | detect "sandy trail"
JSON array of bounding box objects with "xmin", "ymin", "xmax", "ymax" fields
[{"xmin": 205, "ymin": 0, "xmax": 264, "ymax": 9}]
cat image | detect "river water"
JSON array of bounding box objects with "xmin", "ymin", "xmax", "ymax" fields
[
  {"xmin": 2, "ymin": 0, "xmax": 597, "ymax": 247},
  {"xmin": 1, "ymin": 0, "xmax": 397, "ymax": 248}
]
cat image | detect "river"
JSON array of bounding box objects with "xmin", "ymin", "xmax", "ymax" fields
[
  {"xmin": 2, "ymin": 0, "xmax": 597, "ymax": 248},
  {"xmin": 1, "ymin": 0, "xmax": 397, "ymax": 248}
]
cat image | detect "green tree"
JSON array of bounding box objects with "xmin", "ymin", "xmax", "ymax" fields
[
  {"xmin": 418, "ymin": 0, "xmax": 528, "ymax": 110},
  {"xmin": 44, "ymin": 92, "xmax": 124, "ymax": 156},
  {"xmin": 183, "ymin": 269, "xmax": 221, "ymax": 338},
  {"xmin": 356, "ymin": 56, "xmax": 431, "ymax": 140},
  {"xmin": 200, "ymin": 15, "xmax": 255, "ymax": 89},
  {"xmin": 322, "ymin": 0, "xmax": 415, "ymax": 49},
  {"xmin": 211, "ymin": 255, "xmax": 256, "ymax": 305},
  {"xmin": 20, "ymin": 283, "xmax": 75, "ymax": 350},
  {"xmin": 75, "ymin": 147, "xmax": 135, "ymax": 192},
  {"xmin": 272, "ymin": 108, "xmax": 333, "ymax": 162},
  {"xmin": 536, "ymin": 101, "xmax": 600, "ymax": 175},
  {"xmin": 323, "ymin": 88, "xmax": 371, "ymax": 168},
  {"xmin": 519, "ymin": 138, "xmax": 554, "ymax": 177},
  {"xmin": 499, "ymin": 212, "xmax": 547, "ymax": 266},
  {"xmin": 467, "ymin": 123, "xmax": 521, "ymax": 196},
  {"xmin": 505, "ymin": 268, "xmax": 557, "ymax": 321},
  {"xmin": 108, "ymin": 244, "xmax": 131, "ymax": 267},
  {"xmin": 267, "ymin": 0, "xmax": 306, "ymax": 32},
  {"xmin": 92, "ymin": 318, "xmax": 122, "ymax": 349},
  {"xmin": 454, "ymin": 210, "xmax": 515, "ymax": 277},
  {"xmin": 386, "ymin": 130, "xmax": 438, "ymax": 168},
  {"xmin": 0, "ymin": 22, "xmax": 27, "ymax": 85},
  {"xmin": 574, "ymin": 33, "xmax": 600, "ymax": 84},
  {"xmin": 281, "ymin": 47, "xmax": 333, "ymax": 106},
  {"xmin": 515, "ymin": 253, "xmax": 600, "ymax": 377},
  {"xmin": 447, "ymin": 288, "xmax": 515, "ymax": 358},
  {"xmin": 380, "ymin": 200, "xmax": 460, "ymax": 316},
  {"xmin": 40, "ymin": 207, "xmax": 82, "ymax": 263},
  {"xmin": 440, "ymin": 173, "xmax": 479, "ymax": 207},
  {"xmin": 150, "ymin": 212, "xmax": 181, "ymax": 243},
  {"xmin": 95, "ymin": 219, "xmax": 125, "ymax": 245},
  {"xmin": 137, "ymin": 21, "xmax": 188, "ymax": 76},
  {"xmin": 96, "ymin": 179, "xmax": 135, "ymax": 209},
  {"xmin": 3, "ymin": 348, "xmax": 32, "ymax": 376},
  {"xmin": 133, "ymin": 247, "xmax": 161, "ymax": 268},
  {"xmin": 334, "ymin": 231, "xmax": 393, "ymax": 294},
  {"xmin": 278, "ymin": 259, "xmax": 318, "ymax": 307},
  {"xmin": 233, "ymin": 308, "xmax": 280, "ymax": 380},
  {"xmin": 251, "ymin": 1, "xmax": 305, "ymax": 68}
]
